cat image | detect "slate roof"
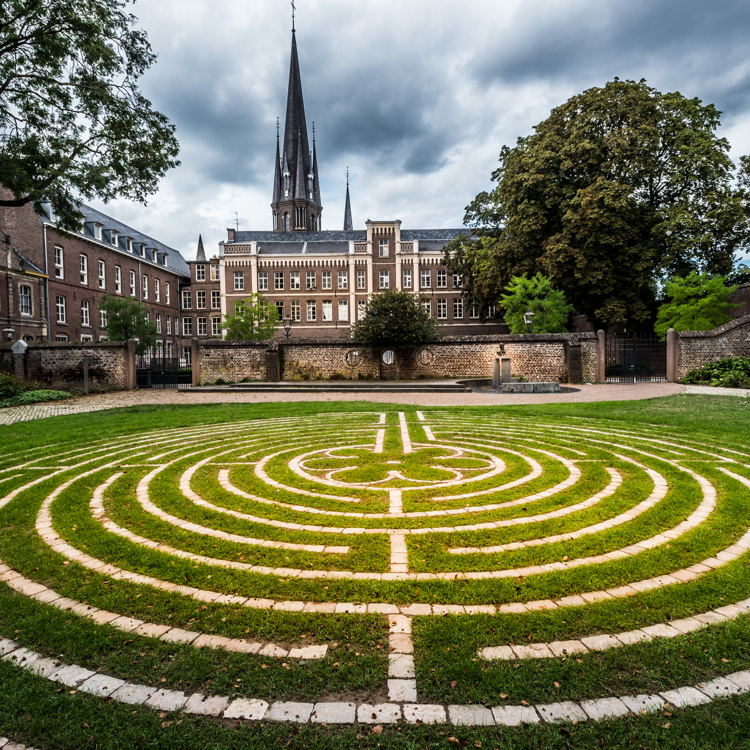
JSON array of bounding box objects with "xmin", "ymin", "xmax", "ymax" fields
[{"xmin": 46, "ymin": 203, "xmax": 191, "ymax": 278}]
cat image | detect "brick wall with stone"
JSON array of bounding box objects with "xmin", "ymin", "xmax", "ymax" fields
[
  {"xmin": 20, "ymin": 341, "xmax": 128, "ymax": 389},
  {"xmin": 580, "ymin": 338, "xmax": 597, "ymax": 382},
  {"xmin": 281, "ymin": 340, "xmax": 381, "ymax": 380},
  {"xmin": 199, "ymin": 341, "xmax": 269, "ymax": 384},
  {"xmin": 678, "ymin": 316, "xmax": 750, "ymax": 379}
]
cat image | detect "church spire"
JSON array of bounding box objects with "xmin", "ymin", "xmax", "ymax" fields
[
  {"xmin": 312, "ymin": 122, "xmax": 321, "ymax": 206},
  {"xmin": 272, "ymin": 118, "xmax": 282, "ymax": 205},
  {"xmin": 271, "ymin": 22, "xmax": 322, "ymax": 231},
  {"xmin": 196, "ymin": 234, "xmax": 206, "ymax": 262},
  {"xmin": 344, "ymin": 168, "xmax": 353, "ymax": 231}
]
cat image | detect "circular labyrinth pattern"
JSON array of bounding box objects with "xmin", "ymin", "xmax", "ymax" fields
[{"xmin": 1, "ymin": 408, "xmax": 750, "ymax": 725}]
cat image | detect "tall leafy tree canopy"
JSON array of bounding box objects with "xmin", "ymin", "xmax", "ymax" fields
[
  {"xmin": 352, "ymin": 290, "xmax": 438, "ymax": 349},
  {"xmin": 222, "ymin": 294, "xmax": 279, "ymax": 340},
  {"xmin": 98, "ymin": 293, "xmax": 156, "ymax": 353},
  {"xmin": 444, "ymin": 79, "xmax": 750, "ymax": 328},
  {"xmin": 0, "ymin": 0, "xmax": 180, "ymax": 229},
  {"xmin": 500, "ymin": 273, "xmax": 572, "ymax": 334}
]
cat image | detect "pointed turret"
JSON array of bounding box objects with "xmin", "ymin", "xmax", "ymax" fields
[
  {"xmin": 196, "ymin": 234, "xmax": 206, "ymax": 262},
  {"xmin": 271, "ymin": 27, "xmax": 323, "ymax": 231},
  {"xmin": 312, "ymin": 126, "xmax": 321, "ymax": 206},
  {"xmin": 344, "ymin": 170, "xmax": 353, "ymax": 231}
]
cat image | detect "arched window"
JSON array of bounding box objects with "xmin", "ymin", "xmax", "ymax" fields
[
  {"xmin": 273, "ymin": 212, "xmax": 278, "ymax": 230},
  {"xmin": 284, "ymin": 213, "xmax": 290, "ymax": 232},
  {"xmin": 309, "ymin": 214, "xmax": 316, "ymax": 231},
  {"xmin": 19, "ymin": 285, "xmax": 32, "ymax": 315}
]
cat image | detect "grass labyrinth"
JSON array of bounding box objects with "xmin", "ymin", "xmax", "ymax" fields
[{"xmin": 1, "ymin": 397, "xmax": 750, "ymax": 748}]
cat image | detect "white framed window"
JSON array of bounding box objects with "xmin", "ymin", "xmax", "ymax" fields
[
  {"xmin": 111, "ymin": 230, "xmax": 119, "ymax": 247},
  {"xmin": 470, "ymin": 304, "xmax": 479, "ymax": 319},
  {"xmin": 54, "ymin": 247, "xmax": 64, "ymax": 279},
  {"xmin": 129, "ymin": 270, "xmax": 136, "ymax": 297},
  {"xmin": 196, "ymin": 290, "xmax": 206, "ymax": 309},
  {"xmin": 114, "ymin": 266, "xmax": 121, "ymax": 294},
  {"xmin": 156, "ymin": 313, "xmax": 162, "ymax": 333},
  {"xmin": 210, "ymin": 264, "xmax": 219, "ymax": 281},
  {"xmin": 338, "ymin": 299, "xmax": 349, "ymax": 322},
  {"xmin": 453, "ymin": 273, "xmax": 463, "ymax": 288},
  {"xmin": 274, "ymin": 271, "xmax": 284, "ymax": 290},
  {"xmin": 195, "ymin": 264, "xmax": 206, "ymax": 281},
  {"xmin": 290, "ymin": 271, "xmax": 300, "ymax": 290},
  {"xmin": 93, "ymin": 224, "xmax": 102, "ymax": 241},
  {"xmin": 182, "ymin": 290, "xmax": 192, "ymax": 309},
  {"xmin": 197, "ymin": 317, "xmax": 207, "ymax": 336},
  {"xmin": 322, "ymin": 300, "xmax": 333, "ymax": 321},
  {"xmin": 420, "ymin": 269, "xmax": 431, "ymax": 288},
  {"xmin": 234, "ymin": 272, "xmax": 244, "ymax": 291},
  {"xmin": 211, "ymin": 290, "xmax": 220, "ymax": 309},
  {"xmin": 338, "ymin": 270, "xmax": 348, "ymax": 289},
  {"xmin": 403, "ymin": 269, "xmax": 412, "ymax": 289},
  {"xmin": 56, "ymin": 295, "xmax": 66, "ymax": 324},
  {"xmin": 437, "ymin": 298, "xmax": 447, "ymax": 319},
  {"xmin": 138, "ymin": 243, "xmax": 145, "ymax": 258},
  {"xmin": 211, "ymin": 316, "xmax": 221, "ymax": 336},
  {"xmin": 487, "ymin": 304, "xmax": 496, "ymax": 318},
  {"xmin": 437, "ymin": 269, "xmax": 447, "ymax": 288},
  {"xmin": 55, "ymin": 334, "xmax": 68, "ymax": 342},
  {"xmin": 79, "ymin": 254, "xmax": 88, "ymax": 285},
  {"xmin": 167, "ymin": 316, "xmax": 172, "ymax": 335},
  {"xmin": 183, "ymin": 345, "xmax": 191, "ymax": 364},
  {"xmin": 422, "ymin": 300, "xmax": 431, "ymax": 316},
  {"xmin": 155, "ymin": 278, "xmax": 160, "ymax": 302},
  {"xmin": 165, "ymin": 282, "xmax": 171, "ymax": 305},
  {"xmin": 80, "ymin": 334, "xmax": 93, "ymax": 343},
  {"xmin": 142, "ymin": 274, "xmax": 148, "ymax": 300},
  {"xmin": 379, "ymin": 270, "xmax": 389, "ymax": 289},
  {"xmin": 81, "ymin": 299, "xmax": 90, "ymax": 326},
  {"xmin": 379, "ymin": 238, "xmax": 389, "ymax": 257},
  {"xmin": 274, "ymin": 301, "xmax": 283, "ymax": 320},
  {"xmin": 126, "ymin": 237, "xmax": 134, "ymax": 253},
  {"xmin": 19, "ymin": 285, "xmax": 31, "ymax": 315},
  {"xmin": 182, "ymin": 317, "xmax": 193, "ymax": 336},
  {"xmin": 258, "ymin": 272, "xmax": 268, "ymax": 291},
  {"xmin": 100, "ymin": 308, "xmax": 108, "ymax": 328},
  {"xmin": 453, "ymin": 298, "xmax": 463, "ymax": 319},
  {"xmin": 322, "ymin": 271, "xmax": 332, "ymax": 290},
  {"xmin": 306, "ymin": 271, "xmax": 316, "ymax": 290},
  {"xmin": 357, "ymin": 299, "xmax": 367, "ymax": 320},
  {"xmin": 306, "ymin": 300, "xmax": 317, "ymax": 321},
  {"xmin": 98, "ymin": 260, "xmax": 106, "ymax": 289},
  {"xmin": 291, "ymin": 300, "xmax": 301, "ymax": 321},
  {"xmin": 357, "ymin": 269, "xmax": 366, "ymax": 289}
]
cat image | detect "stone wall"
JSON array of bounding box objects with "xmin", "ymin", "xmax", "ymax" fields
[
  {"xmin": 199, "ymin": 340, "xmax": 269, "ymax": 384},
  {"xmin": 2, "ymin": 341, "xmax": 130, "ymax": 389},
  {"xmin": 678, "ymin": 315, "xmax": 750, "ymax": 379}
]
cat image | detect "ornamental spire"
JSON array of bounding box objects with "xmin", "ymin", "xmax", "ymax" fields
[{"xmin": 344, "ymin": 168, "xmax": 353, "ymax": 231}]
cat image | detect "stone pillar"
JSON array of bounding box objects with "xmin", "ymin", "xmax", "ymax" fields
[
  {"xmin": 501, "ymin": 356, "xmax": 512, "ymax": 384},
  {"xmin": 666, "ymin": 328, "xmax": 678, "ymax": 383},
  {"xmin": 596, "ymin": 330, "xmax": 606, "ymax": 383},
  {"xmin": 191, "ymin": 338, "xmax": 200, "ymax": 387},
  {"xmin": 12, "ymin": 340, "xmax": 28, "ymax": 382},
  {"xmin": 492, "ymin": 356, "xmax": 500, "ymax": 388},
  {"xmin": 124, "ymin": 339, "xmax": 137, "ymax": 390},
  {"xmin": 265, "ymin": 341, "xmax": 280, "ymax": 382},
  {"xmin": 566, "ymin": 336, "xmax": 583, "ymax": 384}
]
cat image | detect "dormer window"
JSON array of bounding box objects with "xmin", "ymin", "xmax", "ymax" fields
[
  {"xmin": 126, "ymin": 237, "xmax": 133, "ymax": 253},
  {"xmin": 94, "ymin": 223, "xmax": 102, "ymax": 241},
  {"xmin": 284, "ymin": 170, "xmax": 290, "ymax": 197},
  {"xmin": 139, "ymin": 244, "xmax": 145, "ymax": 258},
  {"xmin": 79, "ymin": 218, "xmax": 86, "ymax": 234},
  {"xmin": 111, "ymin": 230, "xmax": 119, "ymax": 247},
  {"xmin": 162, "ymin": 254, "xmax": 168, "ymax": 267}
]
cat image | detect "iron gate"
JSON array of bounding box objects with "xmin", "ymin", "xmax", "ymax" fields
[
  {"xmin": 605, "ymin": 333, "xmax": 667, "ymax": 383},
  {"xmin": 136, "ymin": 354, "xmax": 192, "ymax": 389}
]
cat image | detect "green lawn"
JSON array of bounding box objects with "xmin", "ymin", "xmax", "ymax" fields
[{"xmin": 1, "ymin": 394, "xmax": 750, "ymax": 748}]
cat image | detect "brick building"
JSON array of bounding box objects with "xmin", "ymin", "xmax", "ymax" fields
[
  {"xmin": 180, "ymin": 236, "xmax": 222, "ymax": 346},
  {"xmin": 0, "ymin": 190, "xmax": 190, "ymax": 354}
]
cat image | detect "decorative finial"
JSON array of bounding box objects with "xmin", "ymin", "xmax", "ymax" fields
[
  {"xmin": 291, "ymin": 0, "xmax": 295, "ymax": 32},
  {"xmin": 312, "ymin": 122, "xmax": 315, "ymax": 143},
  {"xmin": 346, "ymin": 167, "xmax": 349, "ymax": 186},
  {"xmin": 276, "ymin": 117, "xmax": 280, "ymax": 140}
]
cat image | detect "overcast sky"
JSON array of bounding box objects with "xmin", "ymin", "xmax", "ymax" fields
[{"xmin": 90, "ymin": 0, "xmax": 750, "ymax": 261}]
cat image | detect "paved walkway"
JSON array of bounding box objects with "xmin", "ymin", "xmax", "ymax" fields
[{"xmin": 0, "ymin": 382, "xmax": 693, "ymax": 426}]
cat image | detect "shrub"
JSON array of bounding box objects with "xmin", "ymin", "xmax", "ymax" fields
[
  {"xmin": 329, "ymin": 372, "xmax": 346, "ymax": 380},
  {"xmin": 0, "ymin": 373, "xmax": 23, "ymax": 399},
  {"xmin": 681, "ymin": 356, "xmax": 750, "ymax": 389},
  {"xmin": 0, "ymin": 390, "xmax": 71, "ymax": 408}
]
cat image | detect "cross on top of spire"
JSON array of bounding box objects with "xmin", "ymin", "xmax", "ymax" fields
[{"xmin": 291, "ymin": 0, "xmax": 295, "ymax": 32}]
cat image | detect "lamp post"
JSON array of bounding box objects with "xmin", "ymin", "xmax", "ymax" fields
[
  {"xmin": 523, "ymin": 309, "xmax": 535, "ymax": 334},
  {"xmin": 2, "ymin": 327, "xmax": 14, "ymax": 341},
  {"xmin": 282, "ymin": 317, "xmax": 293, "ymax": 339}
]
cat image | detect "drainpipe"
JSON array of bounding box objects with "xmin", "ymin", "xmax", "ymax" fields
[{"xmin": 43, "ymin": 223, "xmax": 51, "ymax": 341}]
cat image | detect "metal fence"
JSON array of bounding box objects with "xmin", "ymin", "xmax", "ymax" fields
[
  {"xmin": 136, "ymin": 354, "xmax": 192, "ymax": 389},
  {"xmin": 605, "ymin": 333, "xmax": 667, "ymax": 383}
]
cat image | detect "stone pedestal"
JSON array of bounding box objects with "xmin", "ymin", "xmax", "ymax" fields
[{"xmin": 501, "ymin": 356, "xmax": 511, "ymax": 384}]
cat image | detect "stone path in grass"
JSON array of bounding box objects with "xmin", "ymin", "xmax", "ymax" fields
[
  {"xmin": 0, "ymin": 402, "xmax": 113, "ymax": 425},
  {"xmin": 2, "ymin": 409, "xmax": 750, "ymax": 727}
]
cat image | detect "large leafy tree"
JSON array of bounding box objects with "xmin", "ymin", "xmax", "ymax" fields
[
  {"xmin": 444, "ymin": 79, "xmax": 750, "ymax": 328},
  {"xmin": 222, "ymin": 294, "xmax": 279, "ymax": 340},
  {"xmin": 500, "ymin": 273, "xmax": 572, "ymax": 334},
  {"xmin": 655, "ymin": 272, "xmax": 738, "ymax": 338},
  {"xmin": 98, "ymin": 293, "xmax": 156, "ymax": 353},
  {"xmin": 0, "ymin": 0, "xmax": 180, "ymax": 229},
  {"xmin": 351, "ymin": 290, "xmax": 438, "ymax": 349}
]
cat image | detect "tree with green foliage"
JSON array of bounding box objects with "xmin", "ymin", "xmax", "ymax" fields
[
  {"xmin": 443, "ymin": 79, "xmax": 750, "ymax": 328},
  {"xmin": 351, "ymin": 290, "xmax": 438, "ymax": 349},
  {"xmin": 655, "ymin": 272, "xmax": 738, "ymax": 338},
  {"xmin": 98, "ymin": 293, "xmax": 157, "ymax": 353},
  {"xmin": 500, "ymin": 273, "xmax": 572, "ymax": 334},
  {"xmin": 222, "ymin": 294, "xmax": 279, "ymax": 340},
  {"xmin": 0, "ymin": 0, "xmax": 180, "ymax": 230}
]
